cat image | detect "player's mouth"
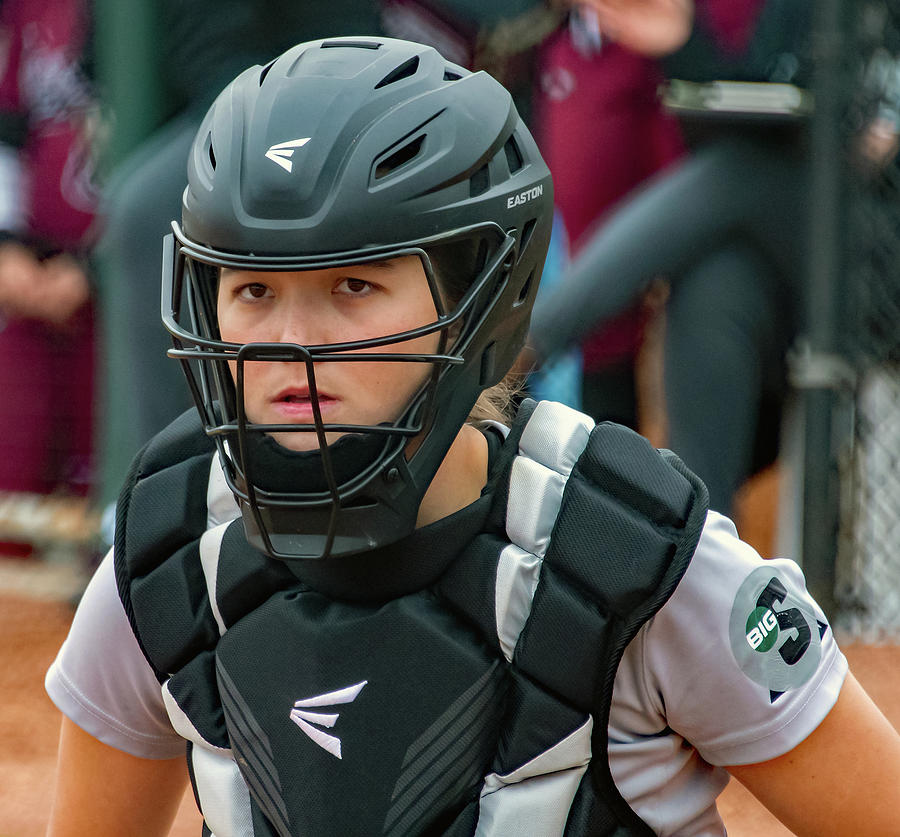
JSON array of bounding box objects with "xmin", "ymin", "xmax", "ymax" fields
[{"xmin": 270, "ymin": 387, "xmax": 338, "ymax": 420}]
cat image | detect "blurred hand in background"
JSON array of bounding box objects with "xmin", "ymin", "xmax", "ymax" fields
[
  {"xmin": 571, "ymin": 0, "xmax": 694, "ymax": 57},
  {"xmin": 0, "ymin": 244, "xmax": 90, "ymax": 327}
]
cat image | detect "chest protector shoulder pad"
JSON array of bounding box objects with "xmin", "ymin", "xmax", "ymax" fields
[
  {"xmin": 114, "ymin": 407, "xmax": 219, "ymax": 682},
  {"xmin": 473, "ymin": 400, "xmax": 709, "ymax": 835}
]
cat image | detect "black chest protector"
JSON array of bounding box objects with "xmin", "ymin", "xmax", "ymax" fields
[{"xmin": 115, "ymin": 399, "xmax": 707, "ymax": 837}]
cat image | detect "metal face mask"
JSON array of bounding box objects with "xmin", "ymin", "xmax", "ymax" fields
[{"xmin": 163, "ymin": 223, "xmax": 518, "ymax": 560}]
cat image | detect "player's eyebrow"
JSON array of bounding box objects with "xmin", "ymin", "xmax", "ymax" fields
[
  {"xmin": 355, "ymin": 259, "xmax": 399, "ymax": 271},
  {"xmin": 219, "ymin": 258, "xmax": 405, "ymax": 279},
  {"xmin": 337, "ymin": 257, "xmax": 416, "ymax": 273}
]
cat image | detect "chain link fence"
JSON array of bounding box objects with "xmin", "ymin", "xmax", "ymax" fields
[{"xmin": 826, "ymin": 0, "xmax": 900, "ymax": 638}]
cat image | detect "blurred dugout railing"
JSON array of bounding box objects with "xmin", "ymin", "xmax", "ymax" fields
[{"xmin": 794, "ymin": 0, "xmax": 900, "ymax": 638}]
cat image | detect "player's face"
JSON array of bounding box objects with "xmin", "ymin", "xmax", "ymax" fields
[{"xmin": 216, "ymin": 256, "xmax": 441, "ymax": 451}]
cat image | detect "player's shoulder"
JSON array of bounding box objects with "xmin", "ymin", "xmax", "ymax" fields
[
  {"xmin": 678, "ymin": 511, "xmax": 811, "ymax": 604},
  {"xmin": 638, "ymin": 510, "xmax": 846, "ymax": 764}
]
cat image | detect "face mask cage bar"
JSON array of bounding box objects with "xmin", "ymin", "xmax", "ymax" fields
[{"xmin": 161, "ymin": 222, "xmax": 517, "ymax": 559}]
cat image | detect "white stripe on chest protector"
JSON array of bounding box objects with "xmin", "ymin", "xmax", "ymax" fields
[
  {"xmin": 190, "ymin": 745, "xmax": 254, "ymax": 837},
  {"xmin": 495, "ymin": 544, "xmax": 542, "ymax": 662},
  {"xmin": 518, "ymin": 401, "xmax": 594, "ymax": 480},
  {"xmin": 207, "ymin": 452, "xmax": 241, "ymax": 529},
  {"xmin": 201, "ymin": 454, "xmax": 242, "ymax": 637},
  {"xmin": 476, "ymin": 717, "xmax": 593, "ymax": 836},
  {"xmin": 199, "ymin": 521, "xmax": 231, "ymax": 637},
  {"xmin": 162, "ymin": 680, "xmax": 232, "ymax": 753},
  {"xmin": 185, "ymin": 456, "xmax": 254, "ymax": 836},
  {"xmin": 496, "ymin": 402, "xmax": 595, "ymax": 661}
]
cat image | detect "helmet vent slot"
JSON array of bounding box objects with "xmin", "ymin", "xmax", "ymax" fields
[
  {"xmin": 517, "ymin": 218, "xmax": 537, "ymax": 261},
  {"xmin": 375, "ymin": 56, "xmax": 420, "ymax": 89},
  {"xmin": 469, "ymin": 164, "xmax": 490, "ymax": 197},
  {"xmin": 504, "ymin": 137, "xmax": 523, "ymax": 173},
  {"xmin": 258, "ymin": 59, "xmax": 277, "ymax": 87},
  {"xmin": 203, "ymin": 134, "xmax": 217, "ymax": 173},
  {"xmin": 321, "ymin": 39, "xmax": 381, "ymax": 50},
  {"xmin": 375, "ymin": 134, "xmax": 426, "ymax": 179},
  {"xmin": 443, "ymin": 69, "xmax": 463, "ymax": 81},
  {"xmin": 514, "ymin": 269, "xmax": 535, "ymax": 306}
]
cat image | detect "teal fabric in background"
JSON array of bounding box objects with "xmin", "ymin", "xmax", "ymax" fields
[{"xmin": 528, "ymin": 210, "xmax": 582, "ymax": 409}]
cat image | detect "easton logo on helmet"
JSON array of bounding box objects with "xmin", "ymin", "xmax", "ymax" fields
[
  {"xmin": 265, "ymin": 138, "xmax": 311, "ymax": 173},
  {"xmin": 507, "ymin": 184, "xmax": 544, "ymax": 209}
]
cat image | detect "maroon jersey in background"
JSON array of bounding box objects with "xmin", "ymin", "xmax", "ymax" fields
[
  {"xmin": 533, "ymin": 23, "xmax": 684, "ymax": 377},
  {"xmin": 0, "ymin": 0, "xmax": 97, "ymax": 514}
]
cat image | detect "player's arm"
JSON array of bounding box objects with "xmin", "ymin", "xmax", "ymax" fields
[
  {"xmin": 46, "ymin": 716, "xmax": 189, "ymax": 837},
  {"xmin": 726, "ymin": 672, "xmax": 900, "ymax": 836}
]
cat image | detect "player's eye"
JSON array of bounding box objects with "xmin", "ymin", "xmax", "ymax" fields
[
  {"xmin": 236, "ymin": 282, "xmax": 272, "ymax": 300},
  {"xmin": 335, "ymin": 277, "xmax": 373, "ymax": 296}
]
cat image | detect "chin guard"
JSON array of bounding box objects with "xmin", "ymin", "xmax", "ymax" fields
[{"xmin": 236, "ymin": 429, "xmax": 419, "ymax": 560}]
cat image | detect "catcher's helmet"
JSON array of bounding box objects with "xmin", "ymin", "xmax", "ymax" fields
[{"xmin": 162, "ymin": 36, "xmax": 552, "ymax": 560}]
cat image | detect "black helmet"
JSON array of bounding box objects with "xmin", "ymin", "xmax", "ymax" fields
[{"xmin": 162, "ymin": 36, "xmax": 552, "ymax": 560}]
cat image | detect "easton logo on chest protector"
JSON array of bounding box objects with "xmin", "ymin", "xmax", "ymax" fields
[{"xmin": 289, "ymin": 680, "xmax": 367, "ymax": 759}]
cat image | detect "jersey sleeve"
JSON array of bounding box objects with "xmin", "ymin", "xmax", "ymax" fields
[
  {"xmin": 639, "ymin": 511, "xmax": 848, "ymax": 767},
  {"xmin": 45, "ymin": 551, "xmax": 186, "ymax": 759}
]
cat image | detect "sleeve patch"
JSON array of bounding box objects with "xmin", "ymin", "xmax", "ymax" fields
[{"xmin": 728, "ymin": 566, "xmax": 825, "ymax": 694}]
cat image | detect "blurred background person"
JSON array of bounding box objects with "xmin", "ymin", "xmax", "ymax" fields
[
  {"xmin": 0, "ymin": 0, "xmax": 98, "ymax": 559},
  {"xmin": 528, "ymin": 1, "xmax": 685, "ymax": 427},
  {"xmin": 530, "ymin": 0, "xmax": 813, "ymax": 517}
]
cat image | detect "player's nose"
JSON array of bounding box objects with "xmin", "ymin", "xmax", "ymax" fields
[{"xmin": 274, "ymin": 304, "xmax": 332, "ymax": 347}]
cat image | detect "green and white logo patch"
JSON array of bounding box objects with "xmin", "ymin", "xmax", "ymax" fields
[
  {"xmin": 729, "ymin": 566, "xmax": 827, "ymax": 699},
  {"xmin": 745, "ymin": 605, "xmax": 779, "ymax": 652}
]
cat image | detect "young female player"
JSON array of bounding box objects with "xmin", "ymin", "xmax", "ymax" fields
[{"xmin": 46, "ymin": 36, "xmax": 900, "ymax": 837}]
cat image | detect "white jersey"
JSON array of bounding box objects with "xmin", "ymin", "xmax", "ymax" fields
[{"xmin": 47, "ymin": 455, "xmax": 846, "ymax": 836}]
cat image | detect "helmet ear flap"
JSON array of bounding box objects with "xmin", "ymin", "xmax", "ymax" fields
[
  {"xmin": 478, "ymin": 342, "xmax": 499, "ymax": 388},
  {"xmin": 423, "ymin": 235, "xmax": 493, "ymax": 307}
]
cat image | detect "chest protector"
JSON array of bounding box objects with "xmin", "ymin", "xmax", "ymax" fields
[{"xmin": 115, "ymin": 399, "xmax": 708, "ymax": 837}]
